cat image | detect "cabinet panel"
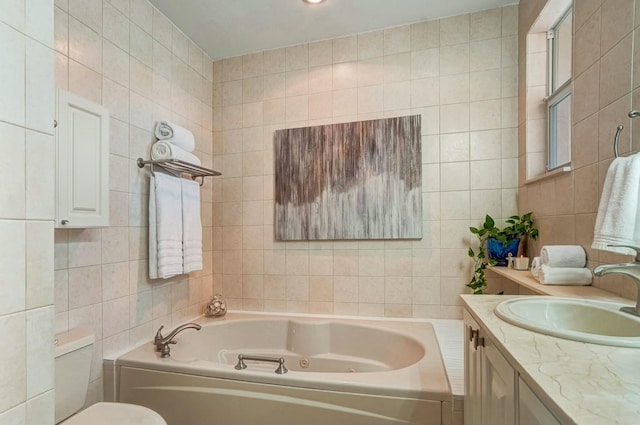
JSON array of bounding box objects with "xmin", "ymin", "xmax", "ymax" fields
[
  {"xmin": 56, "ymin": 89, "xmax": 109, "ymax": 228},
  {"xmin": 463, "ymin": 312, "xmax": 482, "ymax": 425},
  {"xmin": 482, "ymin": 337, "xmax": 515, "ymax": 425},
  {"xmin": 518, "ymin": 378, "xmax": 561, "ymax": 425}
]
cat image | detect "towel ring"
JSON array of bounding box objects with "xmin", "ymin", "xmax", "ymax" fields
[{"xmin": 613, "ymin": 125, "xmax": 623, "ymax": 158}]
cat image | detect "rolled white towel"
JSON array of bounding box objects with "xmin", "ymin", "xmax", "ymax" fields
[
  {"xmin": 530, "ymin": 257, "xmax": 542, "ymax": 279},
  {"xmin": 154, "ymin": 121, "xmax": 196, "ymax": 152},
  {"xmin": 539, "ymin": 265, "xmax": 592, "ymax": 286},
  {"xmin": 540, "ymin": 245, "xmax": 586, "ymax": 268},
  {"xmin": 151, "ymin": 141, "xmax": 201, "ymax": 166}
]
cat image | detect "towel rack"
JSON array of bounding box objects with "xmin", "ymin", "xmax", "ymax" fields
[
  {"xmin": 137, "ymin": 158, "xmax": 221, "ymax": 186},
  {"xmin": 614, "ymin": 110, "xmax": 640, "ymax": 158}
]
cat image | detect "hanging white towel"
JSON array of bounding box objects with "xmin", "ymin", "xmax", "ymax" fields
[
  {"xmin": 592, "ymin": 154, "xmax": 640, "ymax": 256},
  {"xmin": 154, "ymin": 121, "xmax": 196, "ymax": 153},
  {"xmin": 181, "ymin": 179, "xmax": 203, "ymax": 274},
  {"xmin": 151, "ymin": 141, "xmax": 202, "ymax": 166},
  {"xmin": 540, "ymin": 245, "xmax": 586, "ymax": 268},
  {"xmin": 539, "ymin": 265, "xmax": 593, "ymax": 286},
  {"xmin": 149, "ymin": 173, "xmax": 184, "ymax": 279}
]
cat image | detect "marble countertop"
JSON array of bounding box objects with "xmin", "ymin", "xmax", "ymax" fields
[
  {"xmin": 488, "ymin": 267, "xmax": 634, "ymax": 301},
  {"xmin": 461, "ymin": 294, "xmax": 640, "ymax": 425}
]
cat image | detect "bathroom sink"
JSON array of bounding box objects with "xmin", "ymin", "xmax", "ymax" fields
[{"xmin": 494, "ymin": 297, "xmax": 640, "ymax": 348}]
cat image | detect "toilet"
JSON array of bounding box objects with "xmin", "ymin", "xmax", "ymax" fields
[{"xmin": 55, "ymin": 328, "xmax": 167, "ymax": 425}]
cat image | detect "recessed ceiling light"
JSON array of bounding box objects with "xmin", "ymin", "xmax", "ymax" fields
[{"xmin": 302, "ymin": 0, "xmax": 326, "ymax": 4}]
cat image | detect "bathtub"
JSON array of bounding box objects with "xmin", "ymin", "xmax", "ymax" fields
[{"xmin": 113, "ymin": 312, "xmax": 452, "ymax": 425}]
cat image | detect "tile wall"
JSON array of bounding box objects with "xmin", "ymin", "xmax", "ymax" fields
[
  {"xmin": 0, "ymin": 1, "xmax": 56, "ymax": 423},
  {"xmin": 212, "ymin": 5, "xmax": 520, "ymax": 318},
  {"xmin": 52, "ymin": 0, "xmax": 215, "ymax": 405},
  {"xmin": 518, "ymin": 0, "xmax": 640, "ymax": 300}
]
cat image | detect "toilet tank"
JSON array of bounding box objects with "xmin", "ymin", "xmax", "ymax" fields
[{"xmin": 54, "ymin": 328, "xmax": 95, "ymax": 424}]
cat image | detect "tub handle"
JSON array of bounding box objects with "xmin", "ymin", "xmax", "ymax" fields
[{"xmin": 235, "ymin": 354, "xmax": 288, "ymax": 374}]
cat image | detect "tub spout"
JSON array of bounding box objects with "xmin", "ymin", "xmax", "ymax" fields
[
  {"xmin": 593, "ymin": 245, "xmax": 640, "ymax": 317},
  {"xmin": 154, "ymin": 323, "xmax": 202, "ymax": 358}
]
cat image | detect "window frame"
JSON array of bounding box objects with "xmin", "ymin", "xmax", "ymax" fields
[{"xmin": 545, "ymin": 7, "xmax": 572, "ymax": 171}]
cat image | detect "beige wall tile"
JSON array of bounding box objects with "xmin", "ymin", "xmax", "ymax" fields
[
  {"xmin": 575, "ymin": 8, "xmax": 601, "ymax": 78},
  {"xmin": 471, "ymin": 8, "xmax": 502, "ymax": 41},
  {"xmin": 0, "ymin": 24, "xmax": 26, "ymax": 127},
  {"xmin": 411, "ymin": 20, "xmax": 439, "ymax": 50},
  {"xmin": 384, "ymin": 25, "xmax": 410, "ymax": 55},
  {"xmin": 332, "ymin": 36, "xmax": 357, "ymax": 63},
  {"xmin": 439, "ymin": 44, "xmax": 470, "ymax": 75},
  {"xmin": 0, "ymin": 123, "xmax": 26, "ymax": 219},
  {"xmin": 357, "ymin": 30, "xmax": 383, "ymax": 59},
  {"xmin": 599, "ymin": 33, "xmax": 633, "ymax": 108},
  {"xmin": 0, "ymin": 312, "xmax": 26, "ymax": 412},
  {"xmin": 440, "ymin": 14, "xmax": 469, "ymax": 46},
  {"xmin": 600, "ymin": 0, "xmax": 634, "ymax": 54}
]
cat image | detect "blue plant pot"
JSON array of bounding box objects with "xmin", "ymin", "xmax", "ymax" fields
[{"xmin": 487, "ymin": 237, "xmax": 520, "ymax": 266}]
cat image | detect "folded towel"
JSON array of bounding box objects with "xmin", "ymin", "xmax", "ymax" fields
[
  {"xmin": 530, "ymin": 257, "xmax": 542, "ymax": 279},
  {"xmin": 154, "ymin": 121, "xmax": 196, "ymax": 152},
  {"xmin": 151, "ymin": 141, "xmax": 202, "ymax": 166},
  {"xmin": 539, "ymin": 265, "xmax": 592, "ymax": 286},
  {"xmin": 149, "ymin": 173, "xmax": 184, "ymax": 279},
  {"xmin": 592, "ymin": 154, "xmax": 640, "ymax": 256},
  {"xmin": 540, "ymin": 245, "xmax": 586, "ymax": 268},
  {"xmin": 181, "ymin": 178, "xmax": 203, "ymax": 274}
]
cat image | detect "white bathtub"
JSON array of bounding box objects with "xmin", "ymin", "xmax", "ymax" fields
[{"xmin": 114, "ymin": 312, "xmax": 452, "ymax": 425}]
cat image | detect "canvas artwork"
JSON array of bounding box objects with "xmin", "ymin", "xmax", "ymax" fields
[{"xmin": 274, "ymin": 115, "xmax": 422, "ymax": 240}]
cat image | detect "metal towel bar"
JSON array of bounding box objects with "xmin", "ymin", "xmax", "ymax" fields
[
  {"xmin": 137, "ymin": 157, "xmax": 221, "ymax": 186},
  {"xmin": 234, "ymin": 354, "xmax": 288, "ymax": 374}
]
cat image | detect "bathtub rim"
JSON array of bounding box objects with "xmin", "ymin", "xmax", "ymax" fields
[{"xmin": 112, "ymin": 310, "xmax": 453, "ymax": 402}]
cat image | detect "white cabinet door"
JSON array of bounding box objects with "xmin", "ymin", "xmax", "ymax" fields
[
  {"xmin": 463, "ymin": 311, "xmax": 483, "ymax": 425},
  {"xmin": 56, "ymin": 89, "xmax": 109, "ymax": 228},
  {"xmin": 518, "ymin": 378, "xmax": 561, "ymax": 425},
  {"xmin": 482, "ymin": 335, "xmax": 515, "ymax": 425},
  {"xmin": 464, "ymin": 309, "xmax": 516, "ymax": 425}
]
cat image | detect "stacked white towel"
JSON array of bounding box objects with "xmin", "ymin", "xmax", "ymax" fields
[
  {"xmin": 181, "ymin": 179, "xmax": 203, "ymax": 274},
  {"xmin": 592, "ymin": 153, "xmax": 640, "ymax": 256},
  {"xmin": 539, "ymin": 265, "xmax": 593, "ymax": 286},
  {"xmin": 151, "ymin": 141, "xmax": 202, "ymax": 166},
  {"xmin": 530, "ymin": 257, "xmax": 542, "ymax": 279},
  {"xmin": 154, "ymin": 121, "xmax": 196, "ymax": 152},
  {"xmin": 537, "ymin": 245, "xmax": 592, "ymax": 285},
  {"xmin": 541, "ymin": 245, "xmax": 586, "ymax": 268}
]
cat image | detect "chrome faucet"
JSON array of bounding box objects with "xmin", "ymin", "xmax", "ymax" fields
[
  {"xmin": 593, "ymin": 245, "xmax": 640, "ymax": 317},
  {"xmin": 154, "ymin": 322, "xmax": 202, "ymax": 358}
]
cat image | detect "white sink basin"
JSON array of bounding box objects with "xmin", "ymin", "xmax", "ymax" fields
[{"xmin": 494, "ymin": 297, "xmax": 640, "ymax": 348}]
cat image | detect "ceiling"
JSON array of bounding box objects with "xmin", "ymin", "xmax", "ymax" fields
[{"xmin": 148, "ymin": 0, "xmax": 518, "ymax": 60}]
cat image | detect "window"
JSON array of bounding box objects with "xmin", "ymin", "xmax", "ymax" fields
[
  {"xmin": 546, "ymin": 8, "xmax": 572, "ymax": 170},
  {"xmin": 524, "ymin": 0, "xmax": 572, "ymax": 181}
]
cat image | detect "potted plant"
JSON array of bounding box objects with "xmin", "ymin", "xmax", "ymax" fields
[{"xmin": 467, "ymin": 212, "xmax": 539, "ymax": 294}]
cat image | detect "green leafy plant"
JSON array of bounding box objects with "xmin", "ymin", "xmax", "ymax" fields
[{"xmin": 467, "ymin": 212, "xmax": 539, "ymax": 294}]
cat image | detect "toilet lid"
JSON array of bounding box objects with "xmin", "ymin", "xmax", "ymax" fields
[{"xmin": 61, "ymin": 402, "xmax": 167, "ymax": 425}]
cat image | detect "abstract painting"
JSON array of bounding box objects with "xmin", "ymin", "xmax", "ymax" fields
[{"xmin": 274, "ymin": 115, "xmax": 422, "ymax": 240}]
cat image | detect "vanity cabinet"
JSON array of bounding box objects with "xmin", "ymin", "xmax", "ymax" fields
[
  {"xmin": 463, "ymin": 311, "xmax": 515, "ymax": 425},
  {"xmin": 464, "ymin": 309, "xmax": 561, "ymax": 425},
  {"xmin": 55, "ymin": 89, "xmax": 109, "ymax": 228},
  {"xmin": 518, "ymin": 377, "xmax": 562, "ymax": 425}
]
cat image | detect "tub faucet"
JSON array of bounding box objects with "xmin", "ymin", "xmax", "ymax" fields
[
  {"xmin": 593, "ymin": 244, "xmax": 640, "ymax": 317},
  {"xmin": 154, "ymin": 323, "xmax": 202, "ymax": 358}
]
